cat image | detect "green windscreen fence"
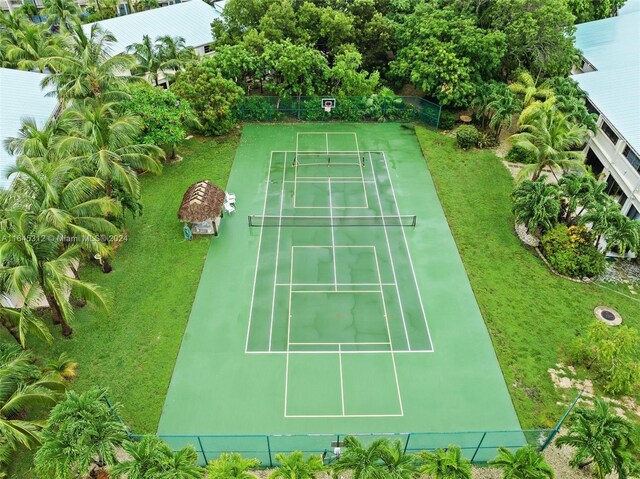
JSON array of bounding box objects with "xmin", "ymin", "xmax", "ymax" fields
[
  {"xmin": 152, "ymin": 429, "xmax": 555, "ymax": 466},
  {"xmin": 234, "ymin": 96, "xmax": 441, "ymax": 128}
]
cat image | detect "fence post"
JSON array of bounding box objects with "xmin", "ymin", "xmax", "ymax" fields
[
  {"xmin": 267, "ymin": 435, "xmax": 273, "ymax": 468},
  {"xmin": 403, "ymin": 433, "xmax": 411, "ymax": 455},
  {"xmin": 470, "ymin": 432, "xmax": 487, "ymax": 463},
  {"xmin": 539, "ymin": 389, "xmax": 584, "ymax": 450},
  {"xmin": 197, "ymin": 436, "xmax": 208, "ymax": 465}
]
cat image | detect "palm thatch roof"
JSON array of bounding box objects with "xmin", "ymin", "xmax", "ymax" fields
[{"xmin": 178, "ymin": 180, "xmax": 225, "ymax": 223}]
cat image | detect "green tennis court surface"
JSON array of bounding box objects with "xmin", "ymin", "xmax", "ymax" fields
[{"xmin": 159, "ymin": 124, "xmax": 520, "ymax": 453}]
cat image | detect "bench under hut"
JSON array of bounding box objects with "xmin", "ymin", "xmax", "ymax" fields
[{"xmin": 178, "ymin": 180, "xmax": 226, "ymax": 236}]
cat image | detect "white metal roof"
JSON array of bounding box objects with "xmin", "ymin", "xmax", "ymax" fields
[
  {"xmin": 0, "ymin": 68, "xmax": 58, "ymax": 190},
  {"xmin": 82, "ymin": 0, "xmax": 220, "ymax": 55}
]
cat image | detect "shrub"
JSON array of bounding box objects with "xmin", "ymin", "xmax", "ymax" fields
[
  {"xmin": 506, "ymin": 144, "xmax": 537, "ymax": 164},
  {"xmin": 477, "ymin": 130, "xmax": 497, "ymax": 149},
  {"xmin": 239, "ymin": 96, "xmax": 277, "ymax": 121},
  {"xmin": 456, "ymin": 125, "xmax": 479, "ymax": 150},
  {"xmin": 438, "ymin": 110, "xmax": 456, "ymax": 130},
  {"xmin": 541, "ymin": 224, "xmax": 606, "ymax": 278}
]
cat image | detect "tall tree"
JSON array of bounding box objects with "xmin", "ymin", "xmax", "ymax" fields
[
  {"xmin": 0, "ymin": 342, "xmax": 64, "ymax": 471},
  {"xmin": 489, "ymin": 445, "xmax": 554, "ymax": 479},
  {"xmin": 34, "ymin": 388, "xmax": 128, "ymax": 479},
  {"xmin": 2, "ymin": 21, "xmax": 65, "ymax": 73},
  {"xmin": 579, "ymin": 199, "xmax": 624, "ymax": 248},
  {"xmin": 43, "ymin": 0, "xmax": 80, "ymax": 32},
  {"xmin": 556, "ymin": 398, "xmax": 639, "ymax": 479},
  {"xmin": 60, "ymin": 99, "xmax": 163, "ymax": 199}
]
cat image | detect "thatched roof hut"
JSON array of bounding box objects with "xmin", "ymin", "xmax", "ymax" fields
[{"xmin": 178, "ymin": 180, "xmax": 226, "ymax": 236}]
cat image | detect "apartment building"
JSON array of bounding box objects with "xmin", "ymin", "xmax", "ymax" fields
[{"xmin": 571, "ymin": 10, "xmax": 640, "ymax": 221}]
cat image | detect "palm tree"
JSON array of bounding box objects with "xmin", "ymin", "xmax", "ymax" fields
[
  {"xmin": 34, "ymin": 387, "xmax": 128, "ymax": 479},
  {"xmin": 0, "ymin": 209, "xmax": 107, "ymax": 336},
  {"xmin": 471, "ymin": 81, "xmax": 498, "ymax": 130},
  {"xmin": 206, "ymin": 452, "xmax": 260, "ymax": 479},
  {"xmin": 270, "ymin": 451, "xmax": 325, "ymax": 479},
  {"xmin": 134, "ymin": 0, "xmax": 159, "ymax": 11},
  {"xmin": 44, "ymin": 0, "xmax": 80, "ymax": 32},
  {"xmin": 580, "ymin": 199, "xmax": 623, "ymax": 249},
  {"xmin": 0, "ymin": 342, "xmax": 64, "ymax": 469},
  {"xmin": 113, "ymin": 435, "xmax": 203, "ymax": 479},
  {"xmin": 45, "ymin": 352, "xmax": 78, "ymax": 382},
  {"xmin": 510, "ymin": 105, "xmax": 589, "ymax": 181},
  {"xmin": 489, "ymin": 445, "xmax": 554, "ymax": 479},
  {"xmin": 556, "ymin": 173, "xmax": 610, "ymax": 225},
  {"xmin": 3, "ymin": 22, "xmax": 65, "ymax": 73},
  {"xmin": 603, "ymin": 214, "xmax": 640, "ymax": 256},
  {"xmin": 0, "ymin": 304, "xmax": 52, "ymax": 347},
  {"xmin": 512, "ymin": 179, "xmax": 561, "ymax": 235},
  {"xmin": 418, "ymin": 445, "xmax": 472, "ymax": 479},
  {"xmin": 60, "ymin": 99, "xmax": 163, "ymax": 199},
  {"xmin": 556, "ymin": 398, "xmax": 638, "ymax": 479},
  {"xmin": 126, "ymin": 35, "xmax": 194, "ymax": 86},
  {"xmin": 3, "ymin": 116, "xmax": 68, "ymax": 163},
  {"xmin": 156, "ymin": 35, "xmax": 196, "ymax": 81},
  {"xmin": 487, "ymin": 86, "xmax": 521, "ymax": 140},
  {"xmin": 332, "ymin": 436, "xmax": 389, "ymax": 479},
  {"xmin": 127, "ymin": 35, "xmax": 163, "ymax": 86},
  {"xmin": 42, "ymin": 23, "xmax": 137, "ymax": 103},
  {"xmin": 508, "ymin": 71, "xmax": 553, "ymax": 108},
  {"xmin": 382, "ymin": 439, "xmax": 419, "ymax": 479}
]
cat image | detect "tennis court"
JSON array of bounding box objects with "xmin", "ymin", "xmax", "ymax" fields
[{"xmin": 159, "ymin": 124, "xmax": 520, "ymax": 455}]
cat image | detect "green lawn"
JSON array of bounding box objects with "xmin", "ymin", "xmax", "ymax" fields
[
  {"xmin": 415, "ymin": 126, "xmax": 639, "ymax": 428},
  {"xmin": 7, "ymin": 134, "xmax": 239, "ymax": 478}
]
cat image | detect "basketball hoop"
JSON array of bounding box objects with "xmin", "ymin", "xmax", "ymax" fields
[{"xmin": 322, "ymin": 97, "xmax": 336, "ymax": 113}]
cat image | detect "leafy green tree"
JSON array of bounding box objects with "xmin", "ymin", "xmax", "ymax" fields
[
  {"xmin": 60, "ymin": 99, "xmax": 163, "ymax": 199},
  {"xmin": 0, "ymin": 209, "xmax": 107, "ymax": 337},
  {"xmin": 418, "ymin": 445, "xmax": 472, "ymax": 479},
  {"xmin": 471, "ymin": 81, "xmax": 501, "ymax": 129},
  {"xmin": 206, "ymin": 452, "xmax": 259, "ymax": 479},
  {"xmin": 486, "ymin": 85, "xmax": 521, "ymax": 140},
  {"xmin": 262, "ymin": 40, "xmax": 329, "ymax": 100},
  {"xmin": 269, "ymin": 451, "xmax": 325, "ymax": 479},
  {"xmin": 34, "ymin": 388, "xmax": 128, "ymax": 479},
  {"xmin": 43, "ymin": 0, "xmax": 80, "ymax": 32},
  {"xmin": 511, "ymin": 179, "xmax": 561, "ymax": 234},
  {"xmin": 328, "ymin": 46, "xmax": 380, "ymax": 97},
  {"xmin": 0, "ymin": 342, "xmax": 64, "ymax": 472},
  {"xmin": 201, "ymin": 44, "xmax": 260, "ymax": 93},
  {"xmin": 332, "ymin": 436, "xmax": 389, "ymax": 479},
  {"xmin": 122, "ymin": 83, "xmax": 198, "ymax": 160},
  {"xmin": 556, "ymin": 398, "xmax": 639, "ymax": 478},
  {"xmin": 567, "ymin": 0, "xmax": 626, "ymax": 23},
  {"xmin": 486, "ymin": 0, "xmax": 578, "ymax": 77},
  {"xmin": 113, "ymin": 435, "xmax": 203, "ymax": 479},
  {"xmin": 489, "ymin": 445, "xmax": 554, "ymax": 479},
  {"xmin": 510, "ymin": 104, "xmax": 588, "ymax": 181},
  {"xmin": 43, "ymin": 23, "xmax": 137, "ymax": 103},
  {"xmin": 173, "ymin": 63, "xmax": 245, "ymax": 136},
  {"xmin": 391, "ymin": 3, "xmax": 506, "ymax": 107}
]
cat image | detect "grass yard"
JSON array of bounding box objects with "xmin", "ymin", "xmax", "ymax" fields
[
  {"xmin": 415, "ymin": 126, "xmax": 640, "ymax": 428},
  {"xmin": 7, "ymin": 134, "xmax": 239, "ymax": 478}
]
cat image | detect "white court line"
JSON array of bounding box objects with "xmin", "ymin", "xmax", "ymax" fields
[
  {"xmin": 328, "ymin": 178, "xmax": 337, "ymax": 291},
  {"xmin": 283, "ymin": 244, "xmax": 295, "ymax": 417},
  {"xmin": 245, "ymin": 152, "xmax": 275, "ymax": 353},
  {"xmin": 366, "ymin": 152, "xmax": 411, "ymax": 349},
  {"xmin": 380, "ymin": 151, "xmax": 435, "ymax": 352},
  {"xmin": 267, "ymin": 153, "xmax": 288, "ymax": 351},
  {"xmin": 338, "ymin": 344, "xmax": 345, "ymax": 415},
  {"xmin": 325, "ymin": 133, "xmax": 329, "ymax": 153}
]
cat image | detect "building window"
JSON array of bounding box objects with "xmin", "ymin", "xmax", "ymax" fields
[
  {"xmin": 623, "ymin": 145, "xmax": 640, "ymax": 173},
  {"xmin": 601, "ymin": 121, "xmax": 619, "ymax": 145},
  {"xmin": 586, "ymin": 147, "xmax": 605, "ymax": 176},
  {"xmin": 585, "ymin": 99, "xmax": 599, "ymax": 116},
  {"xmin": 627, "ymin": 205, "xmax": 640, "ymax": 221},
  {"xmin": 605, "ymin": 174, "xmax": 627, "ymax": 206},
  {"xmin": 203, "ymin": 44, "xmax": 213, "ymax": 54}
]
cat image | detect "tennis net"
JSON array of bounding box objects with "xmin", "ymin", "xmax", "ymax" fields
[
  {"xmin": 294, "ymin": 152, "xmax": 365, "ymax": 166},
  {"xmin": 248, "ymin": 215, "xmax": 417, "ymax": 227}
]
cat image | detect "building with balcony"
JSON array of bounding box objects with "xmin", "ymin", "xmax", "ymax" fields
[
  {"xmin": 0, "ymin": 68, "xmax": 59, "ymax": 190},
  {"xmin": 571, "ymin": 11, "xmax": 640, "ymax": 221}
]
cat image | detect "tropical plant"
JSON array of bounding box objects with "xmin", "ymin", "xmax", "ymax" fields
[
  {"xmin": 113, "ymin": 435, "xmax": 203, "ymax": 479},
  {"xmin": 269, "ymin": 451, "xmax": 325, "ymax": 479},
  {"xmin": 0, "ymin": 342, "xmax": 64, "ymax": 471},
  {"xmin": 556, "ymin": 398, "xmax": 639, "ymax": 479},
  {"xmin": 0, "ymin": 209, "xmax": 107, "ymax": 337},
  {"xmin": 486, "ymin": 86, "xmax": 521, "ymax": 140},
  {"xmin": 382, "ymin": 439, "xmax": 420, "ymax": 479},
  {"xmin": 489, "ymin": 445, "xmax": 554, "ymax": 479},
  {"xmin": 332, "ymin": 436, "xmax": 389, "ymax": 479},
  {"xmin": 206, "ymin": 452, "xmax": 259, "ymax": 479},
  {"xmin": 34, "ymin": 388, "xmax": 128, "ymax": 479},
  {"xmin": 603, "ymin": 214, "xmax": 640, "ymax": 256},
  {"xmin": 60, "ymin": 99, "xmax": 163, "ymax": 200},
  {"xmin": 511, "ymin": 179, "xmax": 561, "ymax": 234},
  {"xmin": 2, "ymin": 21, "xmax": 66, "ymax": 73},
  {"xmin": 508, "ymin": 71, "xmax": 554, "ymax": 108},
  {"xmin": 471, "ymin": 81, "xmax": 500, "ymax": 130},
  {"xmin": 557, "ymin": 173, "xmax": 598, "ymax": 225},
  {"xmin": 43, "ymin": 0, "xmax": 80, "ymax": 32},
  {"xmin": 43, "ymin": 23, "xmax": 137, "ymax": 103},
  {"xmin": 579, "ymin": 199, "xmax": 624, "ymax": 248},
  {"xmin": 45, "ymin": 352, "xmax": 78, "ymax": 382},
  {"xmin": 418, "ymin": 445, "xmax": 472, "ymax": 479},
  {"xmin": 3, "ymin": 116, "xmax": 69, "ymax": 164},
  {"xmin": 510, "ymin": 104, "xmax": 589, "ymax": 181},
  {"xmin": 541, "ymin": 224, "xmax": 606, "ymax": 278}
]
